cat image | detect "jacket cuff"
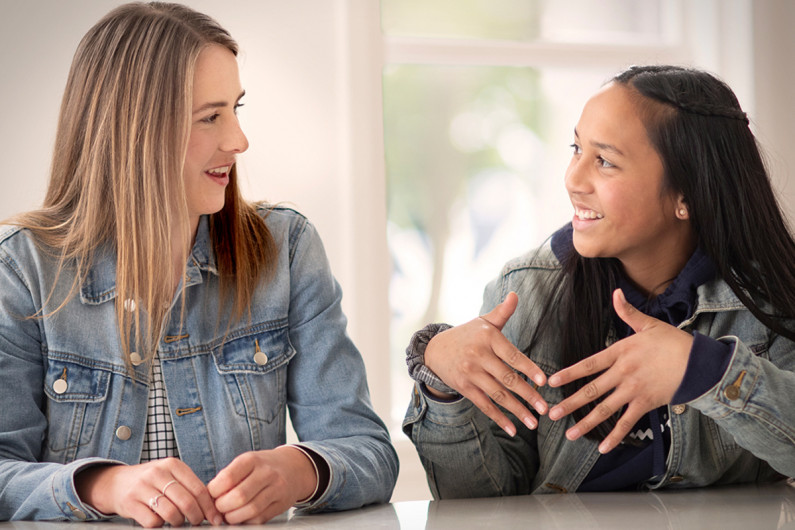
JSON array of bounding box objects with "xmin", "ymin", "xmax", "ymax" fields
[
  {"xmin": 672, "ymin": 331, "xmax": 732, "ymax": 404},
  {"xmin": 56, "ymin": 459, "xmax": 126, "ymax": 521},
  {"xmin": 405, "ymin": 323, "xmax": 457, "ymax": 395}
]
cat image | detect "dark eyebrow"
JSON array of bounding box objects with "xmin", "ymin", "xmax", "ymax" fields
[
  {"xmin": 192, "ymin": 90, "xmax": 246, "ymax": 115},
  {"xmin": 574, "ymin": 127, "xmax": 625, "ymax": 156}
]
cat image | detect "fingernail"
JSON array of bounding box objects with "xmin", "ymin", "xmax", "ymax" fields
[
  {"xmin": 523, "ymin": 416, "xmax": 537, "ymax": 430},
  {"xmin": 213, "ymin": 515, "xmax": 224, "ymax": 526},
  {"xmin": 534, "ymin": 400, "xmax": 547, "ymax": 415},
  {"xmin": 549, "ymin": 407, "xmax": 560, "ymax": 421},
  {"xmin": 566, "ymin": 427, "xmax": 580, "ymax": 440},
  {"xmin": 598, "ymin": 441, "xmax": 610, "ymax": 454},
  {"xmin": 533, "ymin": 374, "xmax": 545, "ymax": 386},
  {"xmin": 504, "ymin": 424, "xmax": 517, "ymax": 437},
  {"xmin": 548, "ymin": 375, "xmax": 559, "ymax": 387}
]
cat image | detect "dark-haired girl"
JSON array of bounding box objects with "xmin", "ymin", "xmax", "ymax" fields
[{"xmin": 404, "ymin": 65, "xmax": 794, "ymax": 497}]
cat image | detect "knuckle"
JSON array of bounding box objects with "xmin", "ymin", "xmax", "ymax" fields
[
  {"xmin": 502, "ymin": 371, "xmax": 518, "ymax": 387},
  {"xmin": 617, "ymin": 416, "xmax": 635, "ymax": 431},
  {"xmin": 595, "ymin": 402, "xmax": 613, "ymax": 418},
  {"xmin": 583, "ymin": 357, "xmax": 598, "ymax": 373},
  {"xmin": 490, "ymin": 389, "xmax": 507, "ymax": 404},
  {"xmin": 505, "ymin": 349, "xmax": 521, "ymax": 366},
  {"xmin": 583, "ymin": 382, "xmax": 600, "ymax": 399}
]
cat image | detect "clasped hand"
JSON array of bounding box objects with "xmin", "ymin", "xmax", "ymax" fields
[
  {"xmin": 76, "ymin": 445, "xmax": 317, "ymax": 527},
  {"xmin": 424, "ymin": 289, "xmax": 693, "ymax": 452}
]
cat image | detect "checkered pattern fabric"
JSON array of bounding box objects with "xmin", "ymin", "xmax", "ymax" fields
[{"xmin": 140, "ymin": 354, "xmax": 179, "ymax": 462}]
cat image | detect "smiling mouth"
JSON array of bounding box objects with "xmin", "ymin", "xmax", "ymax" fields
[
  {"xmin": 575, "ymin": 208, "xmax": 603, "ymax": 220},
  {"xmin": 206, "ymin": 165, "xmax": 230, "ymax": 178}
]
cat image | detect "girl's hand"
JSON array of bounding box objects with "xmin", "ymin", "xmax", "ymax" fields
[
  {"xmin": 424, "ymin": 291, "xmax": 549, "ymax": 436},
  {"xmin": 547, "ymin": 288, "xmax": 692, "ymax": 453},
  {"xmin": 207, "ymin": 447, "xmax": 317, "ymax": 525},
  {"xmin": 74, "ymin": 458, "xmax": 222, "ymax": 528}
]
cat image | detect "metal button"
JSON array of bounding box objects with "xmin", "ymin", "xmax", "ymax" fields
[
  {"xmin": 53, "ymin": 379, "xmax": 68, "ymax": 394},
  {"xmin": 115, "ymin": 426, "xmax": 132, "ymax": 440},
  {"xmin": 669, "ymin": 475, "xmax": 684, "ymax": 483},
  {"xmin": 253, "ymin": 351, "xmax": 269, "ymax": 365},
  {"xmin": 130, "ymin": 352, "xmax": 144, "ymax": 366},
  {"xmin": 724, "ymin": 385, "xmax": 741, "ymax": 401},
  {"xmin": 68, "ymin": 504, "xmax": 87, "ymax": 520},
  {"xmin": 672, "ymin": 404, "xmax": 686, "ymax": 415}
]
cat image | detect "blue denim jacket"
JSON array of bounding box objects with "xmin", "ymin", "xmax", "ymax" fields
[
  {"xmin": 0, "ymin": 206, "xmax": 397, "ymax": 521},
  {"xmin": 403, "ymin": 240, "xmax": 794, "ymax": 498}
]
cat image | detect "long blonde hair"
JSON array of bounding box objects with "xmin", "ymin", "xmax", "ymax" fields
[{"xmin": 13, "ymin": 2, "xmax": 276, "ymax": 368}]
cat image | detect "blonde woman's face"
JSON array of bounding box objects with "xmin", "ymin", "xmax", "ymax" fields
[{"xmin": 184, "ymin": 44, "xmax": 248, "ymax": 229}]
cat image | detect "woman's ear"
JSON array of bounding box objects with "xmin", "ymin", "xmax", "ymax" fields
[{"xmin": 675, "ymin": 196, "xmax": 689, "ymax": 220}]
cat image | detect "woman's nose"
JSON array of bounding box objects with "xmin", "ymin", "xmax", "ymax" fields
[
  {"xmin": 564, "ymin": 157, "xmax": 589, "ymax": 195},
  {"xmin": 222, "ymin": 118, "xmax": 249, "ymax": 154}
]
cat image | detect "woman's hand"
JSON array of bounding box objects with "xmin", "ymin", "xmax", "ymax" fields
[
  {"xmin": 74, "ymin": 458, "xmax": 222, "ymax": 528},
  {"xmin": 424, "ymin": 291, "xmax": 548, "ymax": 436},
  {"xmin": 547, "ymin": 288, "xmax": 693, "ymax": 453},
  {"xmin": 207, "ymin": 446, "xmax": 317, "ymax": 525}
]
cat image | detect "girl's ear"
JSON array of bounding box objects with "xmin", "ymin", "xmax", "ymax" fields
[{"xmin": 675, "ymin": 195, "xmax": 689, "ymax": 220}]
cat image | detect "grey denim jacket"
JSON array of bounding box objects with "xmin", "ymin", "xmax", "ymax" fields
[{"xmin": 403, "ymin": 240, "xmax": 794, "ymax": 498}]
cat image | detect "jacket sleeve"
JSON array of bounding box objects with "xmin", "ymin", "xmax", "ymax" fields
[
  {"xmin": 282, "ymin": 219, "xmax": 398, "ymax": 512},
  {"xmin": 0, "ymin": 245, "xmax": 121, "ymax": 521},
  {"xmin": 686, "ymin": 330, "xmax": 795, "ymax": 477},
  {"xmin": 401, "ymin": 275, "xmax": 540, "ymax": 499}
]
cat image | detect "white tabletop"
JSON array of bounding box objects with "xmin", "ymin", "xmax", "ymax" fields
[{"xmin": 3, "ymin": 480, "xmax": 794, "ymax": 529}]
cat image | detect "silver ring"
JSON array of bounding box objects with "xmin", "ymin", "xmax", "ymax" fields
[
  {"xmin": 148, "ymin": 494, "xmax": 164, "ymax": 511},
  {"xmin": 162, "ymin": 479, "xmax": 178, "ymax": 497}
]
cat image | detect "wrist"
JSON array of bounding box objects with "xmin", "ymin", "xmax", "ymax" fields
[
  {"xmin": 276, "ymin": 446, "xmax": 319, "ymax": 505},
  {"xmin": 74, "ymin": 464, "xmax": 122, "ymax": 515}
]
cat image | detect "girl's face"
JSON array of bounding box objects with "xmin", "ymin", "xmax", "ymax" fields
[
  {"xmin": 565, "ymin": 83, "xmax": 693, "ymax": 291},
  {"xmin": 183, "ymin": 44, "xmax": 248, "ymax": 230}
]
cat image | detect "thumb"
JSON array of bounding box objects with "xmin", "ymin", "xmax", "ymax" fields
[
  {"xmin": 613, "ymin": 288, "xmax": 653, "ymax": 333},
  {"xmin": 481, "ymin": 291, "xmax": 518, "ymax": 331}
]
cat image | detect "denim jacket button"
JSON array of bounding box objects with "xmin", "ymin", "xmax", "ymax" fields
[
  {"xmin": 254, "ymin": 351, "xmax": 269, "ymax": 365},
  {"xmin": 67, "ymin": 503, "xmax": 87, "ymax": 520},
  {"xmin": 53, "ymin": 379, "xmax": 68, "ymax": 394},
  {"xmin": 672, "ymin": 404, "xmax": 686, "ymax": 415},
  {"xmin": 724, "ymin": 385, "xmax": 741, "ymax": 401},
  {"xmin": 130, "ymin": 352, "xmax": 144, "ymax": 366},
  {"xmin": 115, "ymin": 426, "xmax": 132, "ymax": 440}
]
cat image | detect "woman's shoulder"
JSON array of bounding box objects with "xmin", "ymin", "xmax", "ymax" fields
[
  {"xmin": 254, "ymin": 203, "xmax": 311, "ymax": 238},
  {"xmin": 499, "ymin": 239, "xmax": 562, "ymax": 279},
  {"xmin": 0, "ymin": 224, "xmax": 38, "ymax": 261}
]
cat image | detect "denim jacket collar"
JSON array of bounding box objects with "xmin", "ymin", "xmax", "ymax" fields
[{"xmin": 79, "ymin": 215, "xmax": 218, "ymax": 305}]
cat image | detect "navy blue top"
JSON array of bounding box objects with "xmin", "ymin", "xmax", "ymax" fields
[{"xmin": 549, "ymin": 224, "xmax": 732, "ymax": 491}]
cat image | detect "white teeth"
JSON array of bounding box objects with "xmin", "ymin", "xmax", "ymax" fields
[
  {"xmin": 207, "ymin": 166, "xmax": 229, "ymax": 175},
  {"xmin": 575, "ymin": 209, "xmax": 603, "ymax": 220}
]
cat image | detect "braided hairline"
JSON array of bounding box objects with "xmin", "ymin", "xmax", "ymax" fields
[{"xmin": 653, "ymin": 95, "xmax": 749, "ymax": 124}]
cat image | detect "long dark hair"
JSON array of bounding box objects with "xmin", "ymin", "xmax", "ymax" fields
[{"xmin": 531, "ymin": 65, "xmax": 795, "ymax": 440}]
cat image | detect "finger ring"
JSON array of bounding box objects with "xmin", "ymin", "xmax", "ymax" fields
[
  {"xmin": 162, "ymin": 479, "xmax": 178, "ymax": 497},
  {"xmin": 148, "ymin": 494, "xmax": 164, "ymax": 511}
]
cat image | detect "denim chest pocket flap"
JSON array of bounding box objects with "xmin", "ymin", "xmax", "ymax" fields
[
  {"xmin": 44, "ymin": 358, "xmax": 111, "ymax": 403},
  {"xmin": 43, "ymin": 358, "xmax": 111, "ymax": 454},
  {"xmin": 213, "ymin": 323, "xmax": 296, "ymax": 424}
]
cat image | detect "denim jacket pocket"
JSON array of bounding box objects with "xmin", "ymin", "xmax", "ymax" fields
[
  {"xmin": 213, "ymin": 321, "xmax": 296, "ymax": 425},
  {"xmin": 42, "ymin": 356, "xmax": 111, "ymax": 458}
]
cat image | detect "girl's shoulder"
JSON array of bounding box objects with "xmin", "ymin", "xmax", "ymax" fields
[{"xmin": 500, "ymin": 239, "xmax": 563, "ymax": 279}]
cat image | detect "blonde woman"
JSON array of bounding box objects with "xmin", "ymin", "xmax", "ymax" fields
[{"xmin": 0, "ymin": 2, "xmax": 397, "ymax": 526}]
